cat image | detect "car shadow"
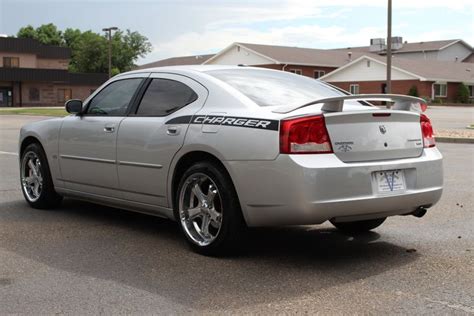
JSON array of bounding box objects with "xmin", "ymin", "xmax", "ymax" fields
[{"xmin": 0, "ymin": 198, "xmax": 419, "ymax": 311}]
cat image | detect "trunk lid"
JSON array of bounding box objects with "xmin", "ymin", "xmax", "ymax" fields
[{"xmin": 324, "ymin": 110, "xmax": 423, "ymax": 162}]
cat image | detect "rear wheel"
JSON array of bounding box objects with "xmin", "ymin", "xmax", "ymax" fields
[
  {"xmin": 330, "ymin": 217, "xmax": 386, "ymax": 234},
  {"xmin": 20, "ymin": 143, "xmax": 62, "ymax": 209},
  {"xmin": 176, "ymin": 161, "xmax": 244, "ymax": 256}
]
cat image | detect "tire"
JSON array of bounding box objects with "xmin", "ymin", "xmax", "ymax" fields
[
  {"xmin": 20, "ymin": 142, "xmax": 62, "ymax": 209},
  {"xmin": 330, "ymin": 217, "xmax": 386, "ymax": 234},
  {"xmin": 175, "ymin": 161, "xmax": 244, "ymax": 256}
]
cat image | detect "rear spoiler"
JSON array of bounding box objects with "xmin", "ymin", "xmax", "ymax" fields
[{"xmin": 272, "ymin": 94, "xmax": 427, "ymax": 114}]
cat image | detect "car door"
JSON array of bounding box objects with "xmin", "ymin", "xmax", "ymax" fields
[
  {"xmin": 58, "ymin": 73, "xmax": 148, "ymax": 198},
  {"xmin": 116, "ymin": 73, "xmax": 208, "ymax": 206}
]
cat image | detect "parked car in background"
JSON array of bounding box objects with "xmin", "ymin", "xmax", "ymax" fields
[{"xmin": 18, "ymin": 66, "xmax": 443, "ymax": 255}]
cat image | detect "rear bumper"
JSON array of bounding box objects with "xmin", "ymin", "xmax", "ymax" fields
[{"xmin": 226, "ymin": 148, "xmax": 443, "ymax": 227}]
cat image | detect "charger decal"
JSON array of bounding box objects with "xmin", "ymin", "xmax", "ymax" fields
[{"xmin": 166, "ymin": 115, "xmax": 279, "ymax": 131}]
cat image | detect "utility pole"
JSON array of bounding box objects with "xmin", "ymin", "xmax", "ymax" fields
[
  {"xmin": 102, "ymin": 27, "xmax": 118, "ymax": 78},
  {"xmin": 386, "ymin": 0, "xmax": 392, "ymax": 95}
]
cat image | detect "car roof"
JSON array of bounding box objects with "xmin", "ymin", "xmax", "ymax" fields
[{"xmin": 123, "ymin": 65, "xmax": 274, "ymax": 76}]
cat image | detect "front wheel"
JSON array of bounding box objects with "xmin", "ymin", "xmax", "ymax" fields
[
  {"xmin": 330, "ymin": 217, "xmax": 386, "ymax": 234},
  {"xmin": 20, "ymin": 143, "xmax": 62, "ymax": 209},
  {"xmin": 176, "ymin": 161, "xmax": 244, "ymax": 256}
]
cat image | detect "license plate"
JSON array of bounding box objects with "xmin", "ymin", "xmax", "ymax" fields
[{"xmin": 374, "ymin": 170, "xmax": 405, "ymax": 193}]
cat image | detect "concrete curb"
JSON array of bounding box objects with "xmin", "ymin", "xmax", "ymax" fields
[{"xmin": 435, "ymin": 136, "xmax": 474, "ymax": 144}]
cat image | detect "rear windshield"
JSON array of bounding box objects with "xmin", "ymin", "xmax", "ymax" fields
[{"xmin": 206, "ymin": 68, "xmax": 346, "ymax": 107}]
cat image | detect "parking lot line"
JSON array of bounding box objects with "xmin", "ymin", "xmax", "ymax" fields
[{"xmin": 0, "ymin": 151, "xmax": 18, "ymax": 156}]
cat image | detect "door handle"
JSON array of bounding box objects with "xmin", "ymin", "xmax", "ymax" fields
[
  {"xmin": 167, "ymin": 126, "xmax": 181, "ymax": 136},
  {"xmin": 104, "ymin": 125, "xmax": 115, "ymax": 133}
]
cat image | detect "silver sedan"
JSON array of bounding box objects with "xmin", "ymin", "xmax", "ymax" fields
[{"xmin": 19, "ymin": 66, "xmax": 443, "ymax": 255}]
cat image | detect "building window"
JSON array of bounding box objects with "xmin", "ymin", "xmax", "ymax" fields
[
  {"xmin": 350, "ymin": 84, "xmax": 360, "ymax": 94},
  {"xmin": 289, "ymin": 69, "xmax": 302, "ymax": 75},
  {"xmin": 29, "ymin": 88, "xmax": 40, "ymax": 101},
  {"xmin": 313, "ymin": 70, "xmax": 325, "ymax": 79},
  {"xmin": 468, "ymin": 85, "xmax": 474, "ymax": 98},
  {"xmin": 367, "ymin": 60, "xmax": 371, "ymax": 67},
  {"xmin": 433, "ymin": 83, "xmax": 447, "ymax": 97},
  {"xmin": 57, "ymin": 88, "xmax": 72, "ymax": 103},
  {"xmin": 3, "ymin": 57, "xmax": 20, "ymax": 68}
]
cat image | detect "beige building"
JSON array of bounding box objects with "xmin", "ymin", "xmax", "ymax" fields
[{"xmin": 0, "ymin": 37, "xmax": 107, "ymax": 107}]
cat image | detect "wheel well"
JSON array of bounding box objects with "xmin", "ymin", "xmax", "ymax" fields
[
  {"xmin": 171, "ymin": 151, "xmax": 233, "ymax": 211},
  {"xmin": 20, "ymin": 136, "xmax": 42, "ymax": 157}
]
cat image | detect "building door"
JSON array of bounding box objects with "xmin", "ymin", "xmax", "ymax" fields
[{"xmin": 0, "ymin": 88, "xmax": 13, "ymax": 107}]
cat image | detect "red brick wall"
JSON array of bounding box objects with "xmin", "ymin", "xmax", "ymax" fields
[
  {"xmin": 328, "ymin": 80, "xmax": 436, "ymax": 99},
  {"xmin": 18, "ymin": 82, "xmax": 98, "ymax": 107},
  {"xmin": 446, "ymin": 82, "xmax": 459, "ymax": 101}
]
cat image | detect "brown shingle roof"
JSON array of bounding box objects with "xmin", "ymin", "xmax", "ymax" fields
[
  {"xmin": 137, "ymin": 54, "xmax": 215, "ymax": 69},
  {"xmin": 237, "ymin": 42, "xmax": 370, "ymax": 67},
  {"xmin": 390, "ymin": 57, "xmax": 474, "ymax": 82},
  {"xmin": 331, "ymin": 39, "xmax": 470, "ymax": 54},
  {"xmin": 0, "ymin": 37, "xmax": 71, "ymax": 59},
  {"xmin": 0, "ymin": 68, "xmax": 108, "ymax": 85},
  {"xmin": 329, "ymin": 54, "xmax": 474, "ymax": 83}
]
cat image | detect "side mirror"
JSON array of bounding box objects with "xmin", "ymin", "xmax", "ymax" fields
[{"xmin": 65, "ymin": 99, "xmax": 83, "ymax": 114}]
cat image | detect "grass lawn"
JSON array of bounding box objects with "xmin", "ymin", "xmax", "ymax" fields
[{"xmin": 0, "ymin": 107, "xmax": 68, "ymax": 117}]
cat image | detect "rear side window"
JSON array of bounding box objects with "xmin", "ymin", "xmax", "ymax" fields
[
  {"xmin": 87, "ymin": 79, "xmax": 142, "ymax": 115},
  {"xmin": 136, "ymin": 79, "xmax": 198, "ymax": 116}
]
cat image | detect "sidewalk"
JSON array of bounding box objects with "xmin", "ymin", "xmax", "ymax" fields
[{"xmin": 435, "ymin": 128, "xmax": 474, "ymax": 144}]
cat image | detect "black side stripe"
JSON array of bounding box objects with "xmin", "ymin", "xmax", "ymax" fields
[{"xmin": 166, "ymin": 115, "xmax": 279, "ymax": 131}]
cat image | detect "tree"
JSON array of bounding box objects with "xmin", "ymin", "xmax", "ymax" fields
[
  {"xmin": 17, "ymin": 25, "xmax": 36, "ymax": 39},
  {"xmin": 15, "ymin": 23, "xmax": 152, "ymax": 74},
  {"xmin": 69, "ymin": 31, "xmax": 108, "ymax": 73},
  {"xmin": 110, "ymin": 30, "xmax": 153, "ymax": 73},
  {"xmin": 17, "ymin": 23, "xmax": 63, "ymax": 46},
  {"xmin": 408, "ymin": 85, "xmax": 419, "ymax": 97},
  {"xmin": 457, "ymin": 83, "xmax": 469, "ymax": 104}
]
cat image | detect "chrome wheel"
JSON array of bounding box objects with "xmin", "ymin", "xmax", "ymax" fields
[
  {"xmin": 21, "ymin": 151, "xmax": 43, "ymax": 202},
  {"xmin": 179, "ymin": 173, "xmax": 223, "ymax": 246}
]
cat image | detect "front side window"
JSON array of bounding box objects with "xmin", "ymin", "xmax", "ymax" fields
[
  {"xmin": 350, "ymin": 84, "xmax": 360, "ymax": 95},
  {"xmin": 86, "ymin": 79, "xmax": 142, "ymax": 115},
  {"xmin": 433, "ymin": 83, "xmax": 447, "ymax": 97},
  {"xmin": 206, "ymin": 68, "xmax": 346, "ymax": 107},
  {"xmin": 136, "ymin": 79, "xmax": 197, "ymax": 116},
  {"xmin": 3, "ymin": 57, "xmax": 19, "ymax": 68}
]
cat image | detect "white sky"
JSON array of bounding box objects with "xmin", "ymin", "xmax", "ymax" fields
[{"xmin": 0, "ymin": 0, "xmax": 473, "ymax": 64}]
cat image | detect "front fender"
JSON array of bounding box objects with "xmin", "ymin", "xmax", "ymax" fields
[{"xmin": 19, "ymin": 117, "xmax": 65, "ymax": 188}]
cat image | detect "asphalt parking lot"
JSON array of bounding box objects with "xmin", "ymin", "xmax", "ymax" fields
[
  {"xmin": 0, "ymin": 115, "xmax": 473, "ymax": 314},
  {"xmin": 426, "ymin": 106, "xmax": 473, "ymax": 130}
]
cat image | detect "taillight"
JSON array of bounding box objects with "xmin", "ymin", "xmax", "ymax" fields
[
  {"xmin": 420, "ymin": 114, "xmax": 435, "ymax": 148},
  {"xmin": 280, "ymin": 115, "xmax": 333, "ymax": 154}
]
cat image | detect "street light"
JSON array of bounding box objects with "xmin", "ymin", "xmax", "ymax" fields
[{"xmin": 102, "ymin": 26, "xmax": 118, "ymax": 78}]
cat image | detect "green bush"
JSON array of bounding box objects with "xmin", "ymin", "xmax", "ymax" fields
[
  {"xmin": 457, "ymin": 83, "xmax": 470, "ymax": 103},
  {"xmin": 408, "ymin": 85, "xmax": 419, "ymax": 97}
]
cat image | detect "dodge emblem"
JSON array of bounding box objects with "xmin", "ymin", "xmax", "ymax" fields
[{"xmin": 379, "ymin": 125, "xmax": 387, "ymax": 134}]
